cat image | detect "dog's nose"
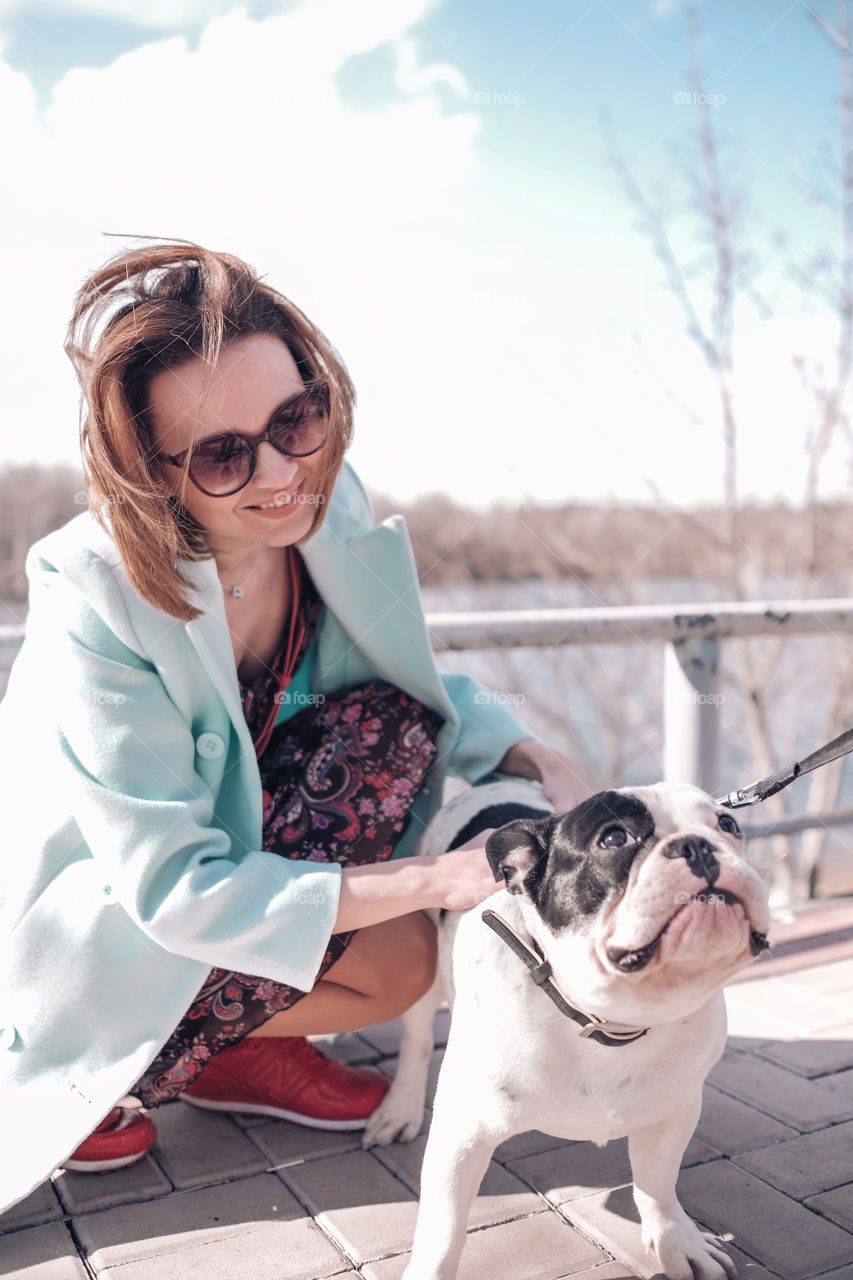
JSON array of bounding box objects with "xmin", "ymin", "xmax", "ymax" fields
[{"xmin": 663, "ymin": 836, "xmax": 720, "ymax": 883}]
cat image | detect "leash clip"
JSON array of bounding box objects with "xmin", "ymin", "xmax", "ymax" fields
[{"xmin": 714, "ymin": 783, "xmax": 763, "ymax": 810}]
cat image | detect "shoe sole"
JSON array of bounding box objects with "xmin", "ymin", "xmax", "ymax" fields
[
  {"xmin": 179, "ymin": 1092, "xmax": 375, "ymax": 1130},
  {"xmin": 62, "ymin": 1152, "xmax": 150, "ymax": 1173}
]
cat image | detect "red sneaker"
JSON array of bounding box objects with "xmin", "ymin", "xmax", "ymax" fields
[
  {"xmin": 62, "ymin": 1107, "xmax": 157, "ymax": 1173},
  {"xmin": 180, "ymin": 1036, "xmax": 390, "ymax": 1130}
]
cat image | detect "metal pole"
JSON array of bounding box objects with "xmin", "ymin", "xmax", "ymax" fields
[{"xmin": 663, "ymin": 636, "xmax": 721, "ymax": 791}]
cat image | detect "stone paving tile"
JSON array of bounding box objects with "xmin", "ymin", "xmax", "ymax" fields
[
  {"xmin": 95, "ymin": 1218, "xmax": 350, "ymax": 1280},
  {"xmin": 495, "ymin": 1131, "xmax": 578, "ymax": 1162},
  {"xmin": 559, "ymin": 1182, "xmax": 671, "ymax": 1277},
  {"xmin": 313, "ymin": 1031, "xmax": 383, "ymax": 1066},
  {"xmin": 357, "ymin": 1018, "xmax": 404, "ymax": 1056},
  {"xmin": 726, "ymin": 979, "xmax": 844, "ymax": 1036},
  {"xmin": 0, "ymin": 1220, "xmax": 88, "ymax": 1279},
  {"xmin": 807, "ymin": 1183, "xmax": 853, "ymax": 1233},
  {"xmin": 0, "ymin": 1179, "xmax": 63, "ymax": 1232},
  {"xmin": 777, "ymin": 955, "xmax": 853, "ymax": 994},
  {"xmin": 708, "ymin": 1049, "xmax": 852, "ymax": 1132},
  {"xmin": 150, "ymin": 1100, "xmax": 269, "ymax": 1189},
  {"xmin": 694, "ymin": 1082, "xmax": 799, "ymax": 1155},
  {"xmin": 736, "ymin": 1119, "xmax": 853, "ymax": 1197},
  {"xmin": 371, "ymin": 1131, "xmax": 543, "ymax": 1228},
  {"xmin": 361, "ymin": 1211, "xmax": 610, "ymax": 1279},
  {"xmin": 677, "ymin": 1159, "xmax": 853, "ymax": 1279},
  {"xmin": 246, "ymin": 1115, "xmax": 364, "ymax": 1168},
  {"xmin": 279, "ymin": 1149, "xmax": 418, "ymax": 1263},
  {"xmin": 753, "ymin": 1033, "xmax": 853, "ymax": 1079},
  {"xmin": 809, "ymin": 1264, "xmax": 853, "ymax": 1280},
  {"xmin": 506, "ymin": 1139, "xmax": 632, "ymax": 1205},
  {"xmin": 73, "ymin": 1171, "xmax": 342, "ymax": 1278},
  {"xmin": 52, "ymin": 1153, "xmax": 172, "ymax": 1215},
  {"xmin": 724, "ymin": 991, "xmax": 821, "ymax": 1042},
  {"xmin": 720, "ymin": 1242, "xmax": 783, "ymax": 1279},
  {"xmin": 682, "ymin": 1132, "xmax": 722, "ymax": 1166}
]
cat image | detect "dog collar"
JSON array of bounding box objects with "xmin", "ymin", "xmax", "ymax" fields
[{"xmin": 481, "ymin": 909, "xmax": 649, "ymax": 1047}]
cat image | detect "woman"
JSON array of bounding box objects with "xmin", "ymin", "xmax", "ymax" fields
[{"xmin": 0, "ymin": 241, "xmax": 583, "ymax": 1212}]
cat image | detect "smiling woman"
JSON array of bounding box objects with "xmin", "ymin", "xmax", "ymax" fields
[{"xmin": 0, "ymin": 238, "xmax": 587, "ymax": 1212}]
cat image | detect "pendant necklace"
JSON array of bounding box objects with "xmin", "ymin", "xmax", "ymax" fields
[{"xmin": 222, "ymin": 493, "xmax": 290, "ymax": 599}]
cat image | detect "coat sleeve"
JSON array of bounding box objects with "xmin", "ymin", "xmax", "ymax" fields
[
  {"xmin": 33, "ymin": 563, "xmax": 341, "ymax": 992},
  {"xmin": 437, "ymin": 669, "xmax": 531, "ymax": 783}
]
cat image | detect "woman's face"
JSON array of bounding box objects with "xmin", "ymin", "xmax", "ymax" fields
[{"xmin": 149, "ymin": 332, "xmax": 329, "ymax": 563}]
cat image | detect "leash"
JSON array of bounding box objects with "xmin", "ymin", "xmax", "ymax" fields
[
  {"xmin": 716, "ymin": 726, "xmax": 853, "ymax": 810},
  {"xmin": 481, "ymin": 909, "xmax": 648, "ymax": 1047}
]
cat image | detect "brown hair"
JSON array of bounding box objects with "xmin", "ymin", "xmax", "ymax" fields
[{"xmin": 66, "ymin": 239, "xmax": 355, "ymax": 620}]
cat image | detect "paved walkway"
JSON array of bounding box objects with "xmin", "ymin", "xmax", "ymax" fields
[{"xmin": 3, "ymin": 900, "xmax": 853, "ymax": 1280}]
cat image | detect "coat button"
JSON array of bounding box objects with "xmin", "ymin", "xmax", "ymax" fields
[
  {"xmin": 0, "ymin": 1024, "xmax": 18, "ymax": 1050},
  {"xmin": 196, "ymin": 731, "xmax": 225, "ymax": 760}
]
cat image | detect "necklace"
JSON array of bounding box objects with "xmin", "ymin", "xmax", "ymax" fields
[{"xmin": 219, "ymin": 497, "xmax": 293, "ymax": 599}]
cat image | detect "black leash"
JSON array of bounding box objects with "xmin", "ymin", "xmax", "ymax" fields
[
  {"xmin": 481, "ymin": 909, "xmax": 648, "ymax": 1047},
  {"xmin": 716, "ymin": 726, "xmax": 853, "ymax": 810}
]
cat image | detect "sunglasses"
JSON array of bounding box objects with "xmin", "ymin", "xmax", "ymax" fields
[{"xmin": 162, "ymin": 381, "xmax": 330, "ymax": 497}]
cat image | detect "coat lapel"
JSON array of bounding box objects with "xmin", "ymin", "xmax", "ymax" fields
[
  {"xmin": 302, "ymin": 515, "xmax": 457, "ymax": 723},
  {"xmin": 180, "ymin": 558, "xmax": 257, "ymax": 761},
  {"xmin": 179, "ymin": 504, "xmax": 457, "ymax": 756}
]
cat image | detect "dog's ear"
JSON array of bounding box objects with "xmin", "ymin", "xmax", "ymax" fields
[{"xmin": 486, "ymin": 817, "xmax": 553, "ymax": 895}]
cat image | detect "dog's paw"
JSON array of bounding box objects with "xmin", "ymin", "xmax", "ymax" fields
[
  {"xmin": 645, "ymin": 1221, "xmax": 736, "ymax": 1280},
  {"xmin": 362, "ymin": 1095, "xmax": 425, "ymax": 1148}
]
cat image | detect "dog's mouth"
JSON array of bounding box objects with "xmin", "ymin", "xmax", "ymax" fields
[{"xmin": 605, "ymin": 888, "xmax": 769, "ymax": 973}]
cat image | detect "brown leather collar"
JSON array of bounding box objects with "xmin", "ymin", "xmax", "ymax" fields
[{"xmin": 481, "ymin": 909, "xmax": 649, "ymax": 1047}]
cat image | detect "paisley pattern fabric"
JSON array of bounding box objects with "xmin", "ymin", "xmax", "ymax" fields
[{"xmin": 133, "ymin": 556, "xmax": 443, "ymax": 1106}]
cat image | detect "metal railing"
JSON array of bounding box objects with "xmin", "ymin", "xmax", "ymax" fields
[
  {"xmin": 425, "ymin": 597, "xmax": 853, "ymax": 845},
  {"xmin": 5, "ymin": 596, "xmax": 853, "ymax": 846}
]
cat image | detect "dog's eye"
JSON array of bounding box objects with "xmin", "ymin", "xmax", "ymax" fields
[
  {"xmin": 718, "ymin": 813, "xmax": 742, "ymax": 838},
  {"xmin": 599, "ymin": 825, "xmax": 634, "ymax": 849}
]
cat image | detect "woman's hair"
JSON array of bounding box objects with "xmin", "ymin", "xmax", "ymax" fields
[{"xmin": 66, "ymin": 239, "xmax": 356, "ymax": 621}]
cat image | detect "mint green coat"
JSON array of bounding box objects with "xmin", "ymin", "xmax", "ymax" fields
[{"xmin": 0, "ymin": 462, "xmax": 527, "ymax": 1211}]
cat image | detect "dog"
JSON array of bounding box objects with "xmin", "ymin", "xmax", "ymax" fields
[{"xmin": 363, "ymin": 779, "xmax": 771, "ymax": 1280}]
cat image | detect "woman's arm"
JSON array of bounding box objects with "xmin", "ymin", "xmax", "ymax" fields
[
  {"xmin": 333, "ymin": 841, "xmax": 497, "ymax": 933},
  {"xmin": 497, "ymin": 737, "xmax": 590, "ymax": 812}
]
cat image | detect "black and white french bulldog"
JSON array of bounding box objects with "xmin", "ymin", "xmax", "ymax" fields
[{"xmin": 363, "ymin": 779, "xmax": 771, "ymax": 1280}]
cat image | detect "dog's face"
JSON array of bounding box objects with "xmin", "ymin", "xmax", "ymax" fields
[{"xmin": 485, "ymin": 782, "xmax": 771, "ymax": 1025}]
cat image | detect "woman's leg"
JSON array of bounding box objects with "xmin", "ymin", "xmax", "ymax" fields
[{"xmin": 248, "ymin": 910, "xmax": 437, "ymax": 1037}]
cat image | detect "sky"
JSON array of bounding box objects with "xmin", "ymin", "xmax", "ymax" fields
[{"xmin": 0, "ymin": 0, "xmax": 850, "ymax": 507}]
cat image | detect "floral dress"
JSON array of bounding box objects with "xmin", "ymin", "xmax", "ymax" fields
[{"xmin": 133, "ymin": 550, "xmax": 443, "ymax": 1106}]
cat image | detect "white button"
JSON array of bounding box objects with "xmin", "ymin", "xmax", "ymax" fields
[
  {"xmin": 0, "ymin": 1024, "xmax": 18, "ymax": 1050},
  {"xmin": 196, "ymin": 731, "xmax": 225, "ymax": 760}
]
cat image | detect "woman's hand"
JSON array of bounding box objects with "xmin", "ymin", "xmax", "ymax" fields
[
  {"xmin": 430, "ymin": 834, "xmax": 498, "ymax": 913},
  {"xmin": 497, "ymin": 737, "xmax": 589, "ymax": 813}
]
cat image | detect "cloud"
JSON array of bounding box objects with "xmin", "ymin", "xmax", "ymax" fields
[
  {"xmin": 0, "ymin": 0, "xmax": 837, "ymax": 509},
  {"xmin": 0, "ymin": 0, "xmax": 245, "ymax": 28}
]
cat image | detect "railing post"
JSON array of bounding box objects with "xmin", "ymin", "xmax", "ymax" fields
[{"xmin": 663, "ymin": 636, "xmax": 721, "ymax": 792}]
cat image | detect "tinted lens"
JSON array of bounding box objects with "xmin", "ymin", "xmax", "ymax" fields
[
  {"xmin": 190, "ymin": 436, "xmax": 253, "ymax": 495},
  {"xmin": 268, "ymin": 386, "xmax": 329, "ymax": 458}
]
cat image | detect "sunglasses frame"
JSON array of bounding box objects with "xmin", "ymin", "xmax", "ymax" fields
[{"xmin": 162, "ymin": 381, "xmax": 331, "ymax": 498}]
